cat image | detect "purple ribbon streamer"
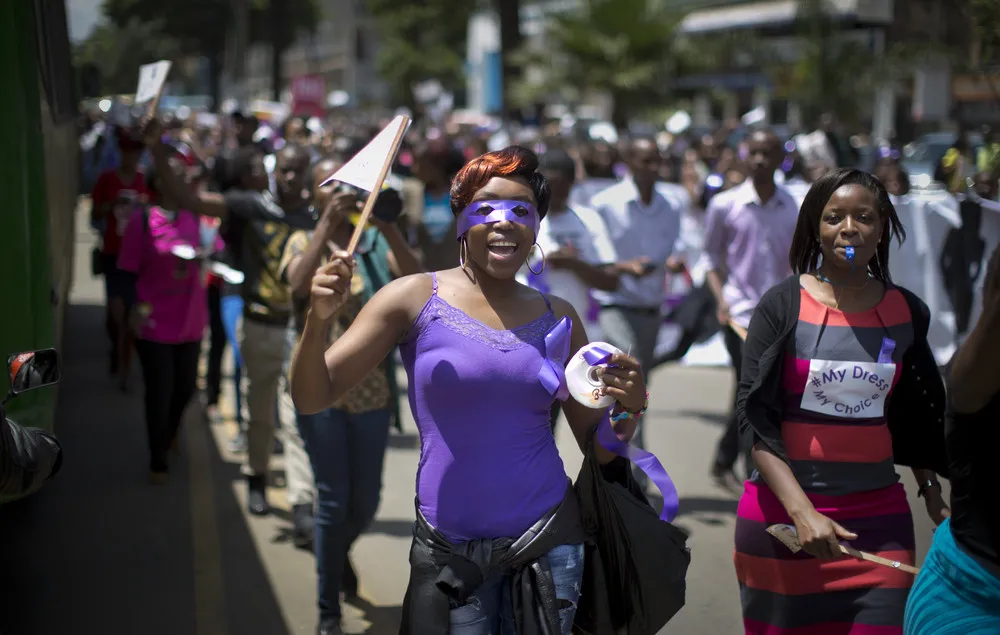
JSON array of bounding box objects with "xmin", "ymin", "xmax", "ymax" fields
[
  {"xmin": 596, "ymin": 414, "xmax": 680, "ymax": 523},
  {"xmin": 456, "ymin": 199, "xmax": 540, "ymax": 239},
  {"xmin": 581, "ymin": 344, "xmax": 680, "ymax": 522},
  {"xmin": 537, "ymin": 316, "xmax": 572, "ymax": 401}
]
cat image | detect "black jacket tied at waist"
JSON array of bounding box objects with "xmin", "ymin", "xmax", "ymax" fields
[{"xmin": 399, "ymin": 483, "xmax": 587, "ymax": 635}]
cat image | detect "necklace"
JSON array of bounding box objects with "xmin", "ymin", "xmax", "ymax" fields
[{"xmin": 814, "ymin": 271, "xmax": 872, "ymax": 290}]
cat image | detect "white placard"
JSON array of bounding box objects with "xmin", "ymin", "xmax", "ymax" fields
[
  {"xmin": 320, "ymin": 115, "xmax": 411, "ymax": 192},
  {"xmin": 135, "ymin": 60, "xmax": 172, "ymax": 108},
  {"xmin": 800, "ymin": 360, "xmax": 897, "ymax": 419}
]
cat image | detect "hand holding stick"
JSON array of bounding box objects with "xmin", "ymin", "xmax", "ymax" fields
[{"xmin": 766, "ymin": 524, "xmax": 920, "ymax": 575}]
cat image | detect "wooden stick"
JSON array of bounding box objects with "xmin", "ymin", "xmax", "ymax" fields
[
  {"xmin": 729, "ymin": 320, "xmax": 748, "ymax": 341},
  {"xmin": 146, "ymin": 61, "xmax": 172, "ymax": 119},
  {"xmin": 839, "ymin": 544, "xmax": 921, "ymax": 575},
  {"xmin": 766, "ymin": 524, "xmax": 919, "ymax": 575},
  {"xmin": 345, "ymin": 118, "xmax": 410, "ymax": 255}
]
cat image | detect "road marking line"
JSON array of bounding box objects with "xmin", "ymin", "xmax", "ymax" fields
[{"xmin": 188, "ymin": 407, "xmax": 229, "ymax": 635}]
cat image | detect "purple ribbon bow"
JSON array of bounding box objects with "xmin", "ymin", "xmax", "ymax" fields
[
  {"xmin": 537, "ymin": 317, "xmax": 572, "ymax": 401},
  {"xmin": 581, "ymin": 345, "xmax": 681, "ymax": 523}
]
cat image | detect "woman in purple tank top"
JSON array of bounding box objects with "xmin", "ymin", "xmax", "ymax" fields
[{"xmin": 290, "ymin": 146, "xmax": 649, "ymax": 635}]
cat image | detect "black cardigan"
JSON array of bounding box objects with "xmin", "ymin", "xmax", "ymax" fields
[{"xmin": 735, "ymin": 275, "xmax": 949, "ymax": 478}]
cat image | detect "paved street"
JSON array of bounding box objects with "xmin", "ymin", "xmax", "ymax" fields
[{"xmin": 0, "ymin": 201, "xmax": 943, "ymax": 635}]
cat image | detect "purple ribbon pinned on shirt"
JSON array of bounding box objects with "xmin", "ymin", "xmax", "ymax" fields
[
  {"xmin": 456, "ymin": 199, "xmax": 541, "ymax": 240},
  {"xmin": 878, "ymin": 337, "xmax": 896, "ymax": 364},
  {"xmin": 538, "ymin": 316, "xmax": 572, "ymax": 401},
  {"xmin": 545, "ymin": 338, "xmax": 681, "ymax": 523}
]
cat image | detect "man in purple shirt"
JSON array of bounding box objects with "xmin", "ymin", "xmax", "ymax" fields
[{"xmin": 702, "ymin": 130, "xmax": 799, "ymax": 484}]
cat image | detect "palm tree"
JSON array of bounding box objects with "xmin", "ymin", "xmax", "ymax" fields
[
  {"xmin": 514, "ymin": 0, "xmax": 684, "ymax": 128},
  {"xmin": 495, "ymin": 0, "xmax": 523, "ymax": 118}
]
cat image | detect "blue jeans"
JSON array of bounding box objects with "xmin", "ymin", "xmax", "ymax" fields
[
  {"xmin": 449, "ymin": 543, "xmax": 584, "ymax": 635},
  {"xmin": 297, "ymin": 407, "xmax": 392, "ymax": 621},
  {"xmin": 219, "ymin": 295, "xmax": 244, "ymax": 424}
]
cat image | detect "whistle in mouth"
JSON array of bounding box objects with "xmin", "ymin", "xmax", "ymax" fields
[{"xmin": 845, "ymin": 246, "xmax": 855, "ymax": 261}]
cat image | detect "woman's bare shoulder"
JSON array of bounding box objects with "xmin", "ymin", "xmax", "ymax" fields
[
  {"xmin": 374, "ymin": 272, "xmax": 436, "ymax": 313},
  {"xmin": 544, "ymin": 293, "xmax": 577, "ymax": 319}
]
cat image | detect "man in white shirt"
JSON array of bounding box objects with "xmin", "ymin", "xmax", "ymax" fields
[
  {"xmin": 520, "ymin": 149, "xmax": 621, "ymax": 429},
  {"xmin": 591, "ymin": 137, "xmax": 686, "ymax": 463}
]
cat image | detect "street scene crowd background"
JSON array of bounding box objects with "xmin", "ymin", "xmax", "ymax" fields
[{"xmin": 17, "ymin": 0, "xmax": 1000, "ymax": 633}]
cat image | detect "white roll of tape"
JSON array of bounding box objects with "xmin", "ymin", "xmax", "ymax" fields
[{"xmin": 566, "ymin": 342, "xmax": 624, "ymax": 409}]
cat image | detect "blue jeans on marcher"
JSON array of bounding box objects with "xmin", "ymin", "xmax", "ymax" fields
[
  {"xmin": 297, "ymin": 407, "xmax": 392, "ymax": 621},
  {"xmin": 219, "ymin": 295, "xmax": 244, "ymax": 425},
  {"xmin": 449, "ymin": 543, "xmax": 584, "ymax": 635}
]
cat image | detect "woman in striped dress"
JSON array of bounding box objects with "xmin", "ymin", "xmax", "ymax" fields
[{"xmin": 734, "ymin": 169, "xmax": 950, "ymax": 634}]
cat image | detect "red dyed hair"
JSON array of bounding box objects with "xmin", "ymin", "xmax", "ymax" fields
[{"xmin": 450, "ymin": 146, "xmax": 550, "ymax": 218}]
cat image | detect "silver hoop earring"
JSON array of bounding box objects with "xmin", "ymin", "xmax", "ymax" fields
[
  {"xmin": 459, "ymin": 238, "xmax": 468, "ymax": 269},
  {"xmin": 527, "ymin": 243, "xmax": 546, "ymax": 275}
]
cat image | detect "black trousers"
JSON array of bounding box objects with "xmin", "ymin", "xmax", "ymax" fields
[
  {"xmin": 136, "ymin": 339, "xmax": 201, "ymax": 472},
  {"xmin": 205, "ymin": 284, "xmax": 227, "ymax": 406},
  {"xmin": 713, "ymin": 325, "xmax": 752, "ymax": 476}
]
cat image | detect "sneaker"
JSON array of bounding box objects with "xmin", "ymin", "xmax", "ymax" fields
[
  {"xmin": 317, "ymin": 619, "xmax": 343, "ymax": 635},
  {"xmin": 292, "ymin": 503, "xmax": 315, "ymax": 550},
  {"xmin": 247, "ymin": 475, "xmax": 270, "ymax": 516},
  {"xmin": 228, "ymin": 430, "xmax": 248, "ymax": 453}
]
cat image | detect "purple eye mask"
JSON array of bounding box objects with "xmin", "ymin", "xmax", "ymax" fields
[{"xmin": 456, "ymin": 199, "xmax": 540, "ymax": 240}]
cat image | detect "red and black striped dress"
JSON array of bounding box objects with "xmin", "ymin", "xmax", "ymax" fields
[{"xmin": 734, "ymin": 285, "xmax": 918, "ymax": 634}]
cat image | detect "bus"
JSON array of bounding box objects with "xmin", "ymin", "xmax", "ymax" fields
[{"xmin": 0, "ymin": 0, "xmax": 78, "ymax": 462}]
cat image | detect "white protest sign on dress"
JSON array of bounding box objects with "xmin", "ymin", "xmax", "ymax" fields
[
  {"xmin": 800, "ymin": 360, "xmax": 897, "ymax": 418},
  {"xmin": 135, "ymin": 60, "xmax": 172, "ymax": 114}
]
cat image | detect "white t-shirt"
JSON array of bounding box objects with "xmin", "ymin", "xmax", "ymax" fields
[{"xmin": 517, "ymin": 205, "xmax": 618, "ymax": 327}]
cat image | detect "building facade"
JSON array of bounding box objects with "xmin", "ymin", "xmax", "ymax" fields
[{"xmin": 230, "ymin": 0, "xmax": 388, "ymax": 110}]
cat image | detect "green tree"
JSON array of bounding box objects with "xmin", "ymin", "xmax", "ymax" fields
[
  {"xmin": 248, "ymin": 0, "xmax": 321, "ymax": 100},
  {"xmin": 102, "ymin": 0, "xmax": 319, "ymax": 104},
  {"xmin": 366, "ymin": 0, "xmax": 475, "ymax": 113},
  {"xmin": 968, "ymin": 0, "xmax": 1000, "ymax": 63},
  {"xmin": 721, "ymin": 0, "xmax": 938, "ymax": 129},
  {"xmin": 514, "ymin": 0, "xmax": 684, "ymax": 128},
  {"xmin": 73, "ymin": 18, "xmax": 180, "ymax": 97},
  {"xmin": 102, "ymin": 0, "xmax": 229, "ymax": 105},
  {"xmin": 495, "ymin": 0, "xmax": 522, "ymax": 117}
]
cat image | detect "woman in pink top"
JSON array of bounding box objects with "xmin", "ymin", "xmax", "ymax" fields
[{"xmin": 118, "ymin": 147, "xmax": 223, "ymax": 483}]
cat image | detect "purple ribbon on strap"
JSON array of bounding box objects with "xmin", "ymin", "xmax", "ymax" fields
[
  {"xmin": 537, "ymin": 316, "xmax": 572, "ymax": 401},
  {"xmin": 457, "ymin": 199, "xmax": 541, "ymax": 239}
]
